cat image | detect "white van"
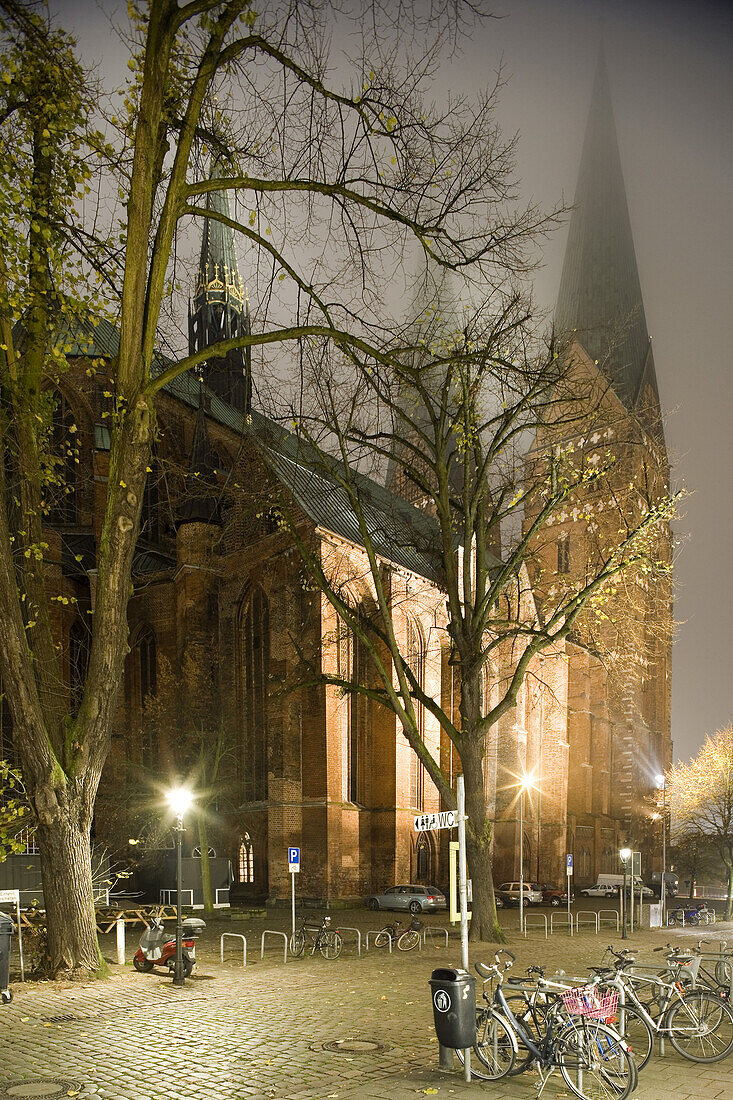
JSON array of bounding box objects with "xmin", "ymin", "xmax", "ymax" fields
[{"xmin": 597, "ymin": 873, "xmax": 653, "ymax": 897}]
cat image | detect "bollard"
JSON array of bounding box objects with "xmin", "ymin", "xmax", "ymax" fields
[{"xmin": 116, "ymin": 916, "xmax": 125, "ymax": 965}]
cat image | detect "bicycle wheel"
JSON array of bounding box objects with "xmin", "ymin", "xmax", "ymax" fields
[
  {"xmin": 397, "ymin": 929, "xmax": 420, "ymax": 952},
  {"xmin": 319, "ymin": 930, "xmax": 342, "ymax": 959},
  {"xmin": 374, "ymin": 929, "xmax": 392, "ymax": 949},
  {"xmin": 612, "ymin": 1004, "xmax": 654, "ymax": 1071},
  {"xmin": 502, "ymin": 991, "xmax": 555, "ymax": 1075},
  {"xmin": 472, "ymin": 1009, "xmax": 517, "ymax": 1079},
  {"xmin": 715, "ymin": 958, "xmax": 733, "ymax": 987},
  {"xmin": 290, "ymin": 930, "xmax": 306, "ymax": 957},
  {"xmin": 556, "ymin": 1019, "xmax": 637, "ymax": 1100},
  {"xmin": 665, "ymin": 990, "xmax": 733, "ymax": 1062}
]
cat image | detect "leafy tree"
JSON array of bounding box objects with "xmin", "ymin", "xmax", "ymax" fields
[
  {"xmin": 0, "ymin": 0, "xmax": 520, "ymax": 974},
  {"xmin": 669, "ymin": 725, "xmax": 733, "ymax": 919},
  {"xmin": 0, "ymin": 758, "xmax": 30, "ymax": 861},
  {"xmin": 279, "ymin": 292, "xmax": 679, "ymax": 941}
]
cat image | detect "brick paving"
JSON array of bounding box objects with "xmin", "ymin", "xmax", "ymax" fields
[{"xmin": 0, "ymin": 910, "xmax": 732, "ymax": 1100}]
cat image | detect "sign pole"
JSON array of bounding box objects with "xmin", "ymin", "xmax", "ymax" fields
[
  {"xmin": 287, "ymin": 847, "xmax": 300, "ymax": 943},
  {"xmin": 456, "ymin": 775, "xmax": 471, "ymax": 1083},
  {"xmin": 566, "ymin": 853, "xmax": 573, "ymax": 934},
  {"xmin": 291, "ymin": 871, "xmax": 296, "ymax": 942},
  {"xmin": 0, "ymin": 890, "xmax": 23, "ymax": 982}
]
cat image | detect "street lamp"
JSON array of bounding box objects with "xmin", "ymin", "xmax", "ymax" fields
[
  {"xmin": 619, "ymin": 847, "xmax": 631, "ymax": 939},
  {"xmin": 166, "ymin": 787, "xmax": 194, "ymax": 986},
  {"xmin": 655, "ymin": 773, "xmax": 667, "ymax": 926},
  {"xmin": 518, "ymin": 773, "xmax": 537, "ymax": 933}
]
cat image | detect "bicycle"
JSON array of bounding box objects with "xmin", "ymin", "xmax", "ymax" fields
[
  {"xmin": 289, "ymin": 915, "xmax": 342, "ymax": 959},
  {"xmin": 592, "ymin": 944, "xmax": 733, "ymax": 1065},
  {"xmin": 458, "ymin": 950, "xmax": 637, "ymax": 1100},
  {"xmin": 373, "ymin": 916, "xmax": 422, "ymax": 952}
]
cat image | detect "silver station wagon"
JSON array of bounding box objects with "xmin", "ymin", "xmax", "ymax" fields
[{"xmin": 364, "ymin": 884, "xmax": 447, "ymax": 913}]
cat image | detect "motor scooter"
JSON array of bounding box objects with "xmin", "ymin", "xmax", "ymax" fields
[{"xmin": 133, "ymin": 911, "xmax": 206, "ymax": 977}]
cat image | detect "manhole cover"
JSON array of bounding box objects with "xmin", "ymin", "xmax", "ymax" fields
[
  {"xmin": 2, "ymin": 1081, "xmax": 87, "ymax": 1098},
  {"xmin": 322, "ymin": 1038, "xmax": 390, "ymax": 1054}
]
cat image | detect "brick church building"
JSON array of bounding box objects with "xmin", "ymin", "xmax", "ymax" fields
[{"xmin": 1, "ymin": 61, "xmax": 672, "ymax": 907}]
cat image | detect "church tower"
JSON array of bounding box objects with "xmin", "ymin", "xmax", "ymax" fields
[
  {"xmin": 188, "ymin": 161, "xmax": 252, "ymax": 413},
  {"xmin": 526, "ymin": 54, "xmax": 673, "ymax": 870}
]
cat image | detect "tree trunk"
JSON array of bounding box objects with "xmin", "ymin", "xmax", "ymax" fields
[
  {"xmin": 725, "ymin": 863, "xmax": 733, "ymax": 922},
  {"xmin": 197, "ymin": 814, "xmax": 214, "ymax": 917},
  {"xmin": 461, "ymin": 737, "xmax": 505, "ymax": 943},
  {"xmin": 37, "ymin": 803, "xmax": 104, "ymax": 977}
]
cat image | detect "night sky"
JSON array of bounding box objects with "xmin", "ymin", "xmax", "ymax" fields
[{"xmin": 51, "ymin": 0, "xmax": 733, "ymax": 763}]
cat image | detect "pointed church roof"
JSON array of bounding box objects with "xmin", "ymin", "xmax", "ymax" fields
[
  {"xmin": 194, "ymin": 160, "xmax": 245, "ymax": 313},
  {"xmin": 555, "ymin": 54, "xmax": 655, "ymax": 412}
]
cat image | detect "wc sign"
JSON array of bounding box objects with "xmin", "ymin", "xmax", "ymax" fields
[{"xmin": 288, "ymin": 847, "xmax": 300, "ymax": 873}]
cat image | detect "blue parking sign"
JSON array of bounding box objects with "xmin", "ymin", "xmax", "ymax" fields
[
  {"xmin": 288, "ymin": 846, "xmax": 300, "ymax": 871},
  {"xmin": 566, "ymin": 853, "xmax": 573, "ymax": 876}
]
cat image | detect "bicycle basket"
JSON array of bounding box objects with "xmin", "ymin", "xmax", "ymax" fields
[
  {"xmin": 410, "ymin": 917, "xmax": 423, "ymax": 931},
  {"xmin": 561, "ymin": 987, "xmax": 619, "ymax": 1020}
]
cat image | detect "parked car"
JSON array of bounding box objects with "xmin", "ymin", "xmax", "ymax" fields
[
  {"xmin": 541, "ymin": 883, "xmax": 574, "ymax": 907},
  {"xmin": 596, "ymin": 873, "xmax": 654, "ymax": 898},
  {"xmin": 364, "ymin": 884, "xmax": 447, "ymax": 913},
  {"xmin": 498, "ymin": 881, "xmax": 542, "ymax": 905},
  {"xmin": 580, "ymin": 883, "xmax": 619, "ymax": 898},
  {"xmin": 494, "ymin": 888, "xmax": 520, "ymax": 909}
]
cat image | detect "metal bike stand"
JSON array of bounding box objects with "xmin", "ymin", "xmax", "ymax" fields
[
  {"xmin": 336, "ymin": 926, "xmax": 362, "ymax": 956},
  {"xmin": 365, "ymin": 929, "xmax": 392, "ymax": 952},
  {"xmin": 260, "ymin": 929, "xmax": 288, "ymax": 963},
  {"xmin": 220, "ymin": 933, "xmax": 247, "ymax": 967}
]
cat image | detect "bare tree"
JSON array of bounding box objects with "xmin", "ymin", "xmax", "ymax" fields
[
  {"xmin": 669, "ymin": 726, "xmax": 733, "ymax": 919},
  {"xmin": 0, "ymin": 0, "xmax": 543, "ymax": 973},
  {"xmin": 275, "ymin": 291, "xmax": 679, "ymax": 941}
]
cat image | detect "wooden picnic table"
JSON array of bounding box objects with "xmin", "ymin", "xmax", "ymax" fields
[{"xmin": 16, "ymin": 905, "xmax": 177, "ymax": 934}]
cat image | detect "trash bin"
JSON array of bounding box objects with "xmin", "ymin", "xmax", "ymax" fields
[
  {"xmin": 0, "ymin": 911, "xmax": 15, "ymax": 1004},
  {"xmin": 429, "ymin": 967, "xmax": 476, "ymax": 1049}
]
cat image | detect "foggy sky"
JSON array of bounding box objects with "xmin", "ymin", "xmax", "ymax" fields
[{"xmin": 50, "ymin": 0, "xmax": 733, "ymax": 763}]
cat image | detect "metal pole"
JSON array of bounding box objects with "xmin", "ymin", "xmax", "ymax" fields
[
  {"xmin": 173, "ymin": 815, "xmax": 184, "ymax": 986},
  {"xmin": 621, "ymin": 864, "xmax": 627, "ymax": 939},
  {"xmin": 456, "ymin": 775, "xmax": 471, "ymax": 1083},
  {"xmin": 661, "ymin": 784, "xmax": 667, "ymax": 927},
  {"xmin": 291, "ymin": 871, "xmax": 296, "ymax": 944},
  {"xmin": 630, "ymin": 857, "xmax": 635, "ymax": 934},
  {"xmin": 519, "ymin": 789, "xmax": 524, "ymax": 934}
]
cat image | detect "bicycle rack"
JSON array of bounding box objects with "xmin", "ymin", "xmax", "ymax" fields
[
  {"xmin": 523, "ymin": 913, "xmax": 548, "ymax": 938},
  {"xmin": 365, "ymin": 929, "xmax": 392, "ymax": 952},
  {"xmin": 220, "ymin": 932, "xmax": 247, "ymax": 967},
  {"xmin": 550, "ymin": 912, "xmax": 573, "ymax": 935},
  {"xmin": 575, "ymin": 911, "xmax": 599, "ymax": 933},
  {"xmin": 423, "ymin": 927, "xmax": 449, "ymax": 948},
  {"xmin": 336, "ymin": 926, "xmax": 362, "ymax": 956},
  {"xmin": 260, "ymin": 929, "xmax": 288, "ymax": 963},
  {"xmin": 598, "ymin": 909, "xmax": 620, "ymax": 931}
]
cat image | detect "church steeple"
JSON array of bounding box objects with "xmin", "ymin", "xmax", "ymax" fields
[
  {"xmin": 555, "ymin": 53, "xmax": 660, "ymax": 418},
  {"xmin": 188, "ymin": 159, "xmax": 251, "ymax": 413}
]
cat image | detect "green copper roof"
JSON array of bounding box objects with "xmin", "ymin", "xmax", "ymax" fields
[
  {"xmin": 555, "ymin": 55, "xmax": 654, "ymax": 411},
  {"xmin": 194, "ymin": 162, "xmax": 244, "ymax": 312}
]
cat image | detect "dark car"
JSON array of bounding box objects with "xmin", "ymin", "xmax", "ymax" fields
[
  {"xmin": 494, "ymin": 888, "xmax": 520, "ymax": 909},
  {"xmin": 364, "ymin": 884, "xmax": 447, "ymax": 913},
  {"xmin": 541, "ymin": 883, "xmax": 575, "ymax": 907}
]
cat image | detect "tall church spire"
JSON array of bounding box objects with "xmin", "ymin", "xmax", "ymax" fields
[
  {"xmin": 555, "ymin": 53, "xmax": 659, "ymax": 416},
  {"xmin": 188, "ymin": 159, "xmax": 251, "ymax": 413}
]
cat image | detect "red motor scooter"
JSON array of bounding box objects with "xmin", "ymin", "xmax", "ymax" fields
[{"xmin": 133, "ymin": 911, "xmax": 206, "ymax": 977}]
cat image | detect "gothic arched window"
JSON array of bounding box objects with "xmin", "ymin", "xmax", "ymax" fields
[
  {"xmin": 336, "ymin": 617, "xmax": 364, "ymax": 804},
  {"xmin": 238, "ymin": 832, "xmax": 254, "ymax": 883},
  {"xmin": 416, "ymin": 833, "xmax": 431, "ymax": 883},
  {"xmin": 140, "ymin": 451, "xmax": 162, "ymax": 543},
  {"xmin": 407, "ymin": 618, "xmax": 426, "ymax": 811},
  {"xmin": 47, "ymin": 392, "xmax": 78, "ymax": 524},
  {"xmin": 557, "ymin": 535, "xmax": 570, "ymax": 574},
  {"xmin": 240, "ymin": 585, "xmax": 269, "ymax": 801},
  {"xmin": 134, "ymin": 627, "xmax": 158, "ymax": 768}
]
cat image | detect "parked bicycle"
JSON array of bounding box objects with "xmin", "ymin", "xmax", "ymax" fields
[
  {"xmin": 591, "ymin": 944, "xmax": 733, "ymax": 1065},
  {"xmin": 458, "ymin": 950, "xmax": 638, "ymax": 1100},
  {"xmin": 289, "ymin": 915, "xmax": 342, "ymax": 959},
  {"xmin": 374, "ymin": 916, "xmax": 422, "ymax": 952}
]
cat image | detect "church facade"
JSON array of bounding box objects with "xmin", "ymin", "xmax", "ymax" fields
[{"xmin": 1, "ymin": 63, "xmax": 672, "ymax": 907}]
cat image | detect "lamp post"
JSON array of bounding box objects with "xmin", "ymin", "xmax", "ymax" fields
[
  {"xmin": 655, "ymin": 773, "xmax": 667, "ymax": 927},
  {"xmin": 518, "ymin": 773, "xmax": 536, "ymax": 933},
  {"xmin": 166, "ymin": 787, "xmax": 193, "ymax": 986},
  {"xmin": 619, "ymin": 847, "xmax": 631, "ymax": 939}
]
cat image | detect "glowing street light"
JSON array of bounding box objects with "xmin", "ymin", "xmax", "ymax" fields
[
  {"xmin": 166, "ymin": 787, "xmax": 194, "ymax": 986},
  {"xmin": 619, "ymin": 847, "xmax": 632, "ymax": 939},
  {"xmin": 655, "ymin": 773, "xmax": 667, "ymax": 925},
  {"xmin": 518, "ymin": 772, "xmax": 538, "ymax": 933}
]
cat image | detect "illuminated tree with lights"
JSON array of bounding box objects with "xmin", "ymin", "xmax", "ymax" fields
[{"xmin": 669, "ymin": 725, "xmax": 733, "ymax": 919}]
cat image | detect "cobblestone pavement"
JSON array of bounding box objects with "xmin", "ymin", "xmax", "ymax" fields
[{"xmin": 1, "ymin": 911, "xmax": 732, "ymax": 1100}]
